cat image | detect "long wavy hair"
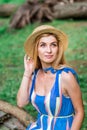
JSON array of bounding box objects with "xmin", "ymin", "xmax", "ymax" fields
[{"xmin": 33, "ymin": 33, "xmax": 68, "ymax": 70}]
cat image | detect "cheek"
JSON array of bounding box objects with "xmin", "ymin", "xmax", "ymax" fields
[
  {"xmin": 37, "ymin": 48, "xmax": 43, "ymax": 57},
  {"xmin": 54, "ymin": 47, "xmax": 58, "ymax": 55},
  {"xmin": 37, "ymin": 48, "xmax": 40, "ymax": 56}
]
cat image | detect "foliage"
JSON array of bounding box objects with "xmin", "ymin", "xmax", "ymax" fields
[
  {"xmin": 0, "ymin": 0, "xmax": 25, "ymax": 4},
  {"xmin": 0, "ymin": 17, "xmax": 87, "ymax": 129}
]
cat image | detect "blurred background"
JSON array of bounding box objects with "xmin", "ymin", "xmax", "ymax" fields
[{"xmin": 0, "ymin": 0, "xmax": 87, "ymax": 129}]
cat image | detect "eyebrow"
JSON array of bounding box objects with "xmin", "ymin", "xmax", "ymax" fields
[{"xmin": 39, "ymin": 41, "xmax": 58, "ymax": 44}]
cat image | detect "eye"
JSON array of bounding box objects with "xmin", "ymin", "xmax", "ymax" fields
[
  {"xmin": 51, "ymin": 42, "xmax": 57, "ymax": 47},
  {"xmin": 39, "ymin": 42, "xmax": 46, "ymax": 47}
]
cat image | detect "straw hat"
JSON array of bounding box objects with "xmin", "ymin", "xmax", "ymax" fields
[{"xmin": 24, "ymin": 25, "xmax": 68, "ymax": 57}]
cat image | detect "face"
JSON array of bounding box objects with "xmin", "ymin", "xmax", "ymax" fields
[{"xmin": 37, "ymin": 35, "xmax": 58, "ymax": 67}]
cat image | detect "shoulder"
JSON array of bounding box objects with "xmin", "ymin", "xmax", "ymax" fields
[
  {"xmin": 61, "ymin": 70, "xmax": 75, "ymax": 84},
  {"xmin": 60, "ymin": 68, "xmax": 81, "ymax": 100},
  {"xmin": 60, "ymin": 67, "xmax": 80, "ymax": 93},
  {"xmin": 60, "ymin": 67, "xmax": 79, "ymax": 85}
]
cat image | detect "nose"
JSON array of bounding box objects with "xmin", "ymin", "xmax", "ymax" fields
[{"xmin": 46, "ymin": 46, "xmax": 52, "ymax": 53}]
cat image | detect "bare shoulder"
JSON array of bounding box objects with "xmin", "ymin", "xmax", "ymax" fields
[
  {"xmin": 61, "ymin": 71, "xmax": 77, "ymax": 83},
  {"xmin": 61, "ymin": 70, "xmax": 82, "ymax": 101},
  {"xmin": 61, "ymin": 70, "xmax": 80, "ymax": 92}
]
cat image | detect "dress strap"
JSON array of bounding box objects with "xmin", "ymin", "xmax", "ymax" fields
[
  {"xmin": 54, "ymin": 70, "xmax": 61, "ymax": 96},
  {"xmin": 56, "ymin": 67, "xmax": 79, "ymax": 84},
  {"xmin": 29, "ymin": 69, "xmax": 38, "ymax": 102}
]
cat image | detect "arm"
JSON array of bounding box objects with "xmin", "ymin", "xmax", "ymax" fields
[
  {"xmin": 62, "ymin": 71, "xmax": 84, "ymax": 130},
  {"xmin": 17, "ymin": 55, "xmax": 35, "ymax": 108}
]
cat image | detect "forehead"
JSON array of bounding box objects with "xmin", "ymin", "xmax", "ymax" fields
[{"xmin": 39, "ymin": 35, "xmax": 57, "ymax": 43}]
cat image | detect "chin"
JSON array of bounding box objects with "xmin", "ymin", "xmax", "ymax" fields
[{"xmin": 45, "ymin": 60, "xmax": 54, "ymax": 64}]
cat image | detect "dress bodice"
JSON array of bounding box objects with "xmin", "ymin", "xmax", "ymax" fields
[{"xmin": 27, "ymin": 67, "xmax": 79, "ymax": 130}]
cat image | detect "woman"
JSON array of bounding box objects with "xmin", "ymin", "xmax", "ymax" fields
[{"xmin": 17, "ymin": 25, "xmax": 84, "ymax": 130}]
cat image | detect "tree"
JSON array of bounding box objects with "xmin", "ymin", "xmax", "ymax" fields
[{"xmin": 0, "ymin": 0, "xmax": 87, "ymax": 29}]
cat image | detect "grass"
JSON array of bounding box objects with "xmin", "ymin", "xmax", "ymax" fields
[
  {"xmin": 0, "ymin": 0, "xmax": 25, "ymax": 5},
  {"xmin": 0, "ymin": 2, "xmax": 87, "ymax": 129}
]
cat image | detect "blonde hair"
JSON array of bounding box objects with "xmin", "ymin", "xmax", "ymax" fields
[{"xmin": 33, "ymin": 33, "xmax": 68, "ymax": 69}]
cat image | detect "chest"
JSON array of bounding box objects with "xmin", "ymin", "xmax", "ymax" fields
[{"xmin": 35, "ymin": 73, "xmax": 56, "ymax": 96}]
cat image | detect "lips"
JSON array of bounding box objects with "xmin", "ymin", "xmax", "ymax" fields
[{"xmin": 45, "ymin": 55, "xmax": 53, "ymax": 59}]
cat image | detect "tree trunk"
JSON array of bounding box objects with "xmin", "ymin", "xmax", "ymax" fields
[
  {"xmin": 53, "ymin": 2, "xmax": 87, "ymax": 19},
  {"xmin": 0, "ymin": 100, "xmax": 34, "ymax": 127},
  {"xmin": 0, "ymin": 2, "xmax": 87, "ymax": 29},
  {"xmin": 0, "ymin": 4, "xmax": 18, "ymax": 17}
]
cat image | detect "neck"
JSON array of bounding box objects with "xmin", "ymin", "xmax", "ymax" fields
[
  {"xmin": 41, "ymin": 63, "xmax": 52, "ymax": 69},
  {"xmin": 42, "ymin": 66, "xmax": 57, "ymax": 74}
]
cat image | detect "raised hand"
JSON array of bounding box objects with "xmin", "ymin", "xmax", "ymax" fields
[{"xmin": 24, "ymin": 54, "xmax": 35, "ymax": 77}]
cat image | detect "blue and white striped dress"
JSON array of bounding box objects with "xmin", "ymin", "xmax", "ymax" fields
[{"xmin": 26, "ymin": 67, "xmax": 78, "ymax": 130}]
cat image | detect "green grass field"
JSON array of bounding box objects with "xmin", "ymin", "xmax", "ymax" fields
[{"xmin": 0, "ymin": 1, "xmax": 87, "ymax": 129}]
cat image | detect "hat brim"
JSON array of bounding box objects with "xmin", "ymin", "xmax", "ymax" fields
[{"xmin": 24, "ymin": 27, "xmax": 68, "ymax": 57}]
